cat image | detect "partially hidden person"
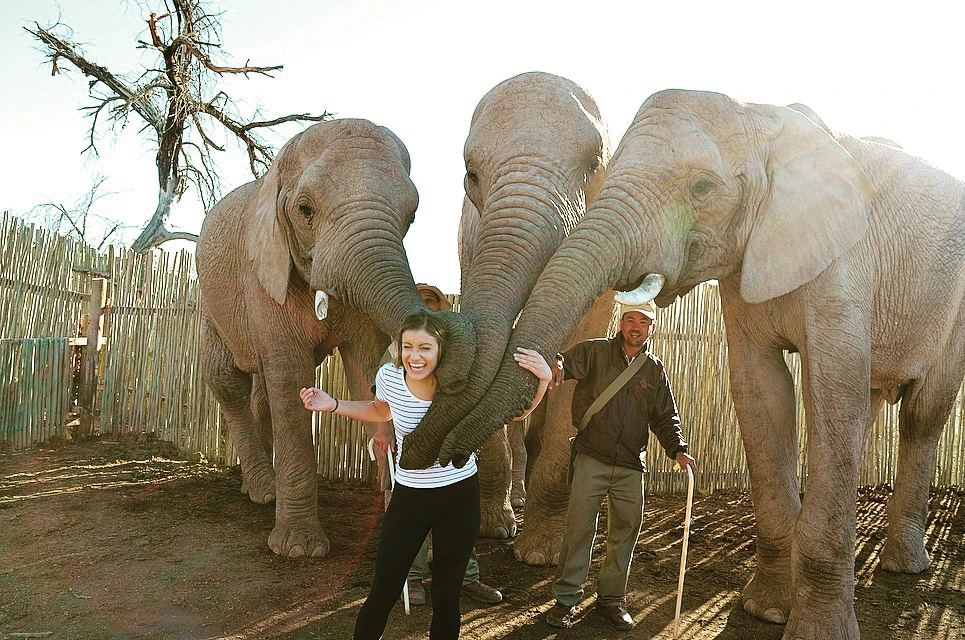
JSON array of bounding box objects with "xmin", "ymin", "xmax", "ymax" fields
[
  {"xmin": 543, "ymin": 301, "xmax": 697, "ymax": 632},
  {"xmin": 402, "ymin": 284, "xmax": 502, "ymax": 606},
  {"xmin": 301, "ymin": 309, "xmax": 552, "ymax": 639}
]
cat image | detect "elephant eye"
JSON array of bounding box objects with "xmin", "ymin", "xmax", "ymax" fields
[
  {"xmin": 689, "ymin": 176, "xmax": 716, "ymax": 199},
  {"xmin": 297, "ymin": 203, "xmax": 314, "ymax": 222},
  {"xmin": 588, "ymin": 157, "xmax": 601, "ymax": 172},
  {"xmin": 466, "ymin": 170, "xmax": 479, "ymax": 185}
]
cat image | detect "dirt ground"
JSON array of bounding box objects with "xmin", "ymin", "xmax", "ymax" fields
[{"xmin": 1, "ymin": 436, "xmax": 963, "ymax": 640}]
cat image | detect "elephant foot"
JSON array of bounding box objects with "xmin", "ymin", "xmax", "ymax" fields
[
  {"xmin": 742, "ymin": 568, "xmax": 793, "ymax": 624},
  {"xmin": 880, "ymin": 534, "xmax": 930, "ymax": 574},
  {"xmin": 480, "ymin": 502, "xmax": 517, "ymax": 539},
  {"xmin": 239, "ymin": 463, "xmax": 276, "ymax": 504},
  {"xmin": 510, "ymin": 482, "xmax": 526, "ymax": 508},
  {"xmin": 513, "ymin": 522, "xmax": 564, "ymax": 566},
  {"xmin": 782, "ymin": 599, "xmax": 859, "ymax": 640},
  {"xmin": 268, "ymin": 518, "xmax": 330, "ymax": 558}
]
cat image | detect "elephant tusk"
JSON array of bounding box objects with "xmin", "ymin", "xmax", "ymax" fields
[
  {"xmin": 614, "ymin": 273, "xmax": 666, "ymax": 305},
  {"xmin": 314, "ymin": 290, "xmax": 329, "ymax": 321}
]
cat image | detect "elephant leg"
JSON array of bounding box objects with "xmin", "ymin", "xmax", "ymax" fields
[
  {"xmin": 263, "ymin": 352, "xmax": 329, "ymax": 558},
  {"xmin": 200, "ymin": 320, "xmax": 275, "ymax": 504},
  {"xmin": 477, "ymin": 426, "xmax": 516, "ymax": 539},
  {"xmin": 509, "ymin": 421, "xmax": 527, "ymax": 507},
  {"xmin": 783, "ymin": 339, "xmax": 870, "ymax": 640},
  {"xmin": 513, "ymin": 383, "xmax": 574, "ymax": 566},
  {"xmin": 251, "ymin": 373, "xmax": 273, "ymax": 459},
  {"xmin": 724, "ymin": 333, "xmax": 800, "ymax": 625},
  {"xmin": 882, "ymin": 345, "xmax": 965, "ymax": 573},
  {"xmin": 336, "ymin": 338, "xmax": 394, "ymax": 504}
]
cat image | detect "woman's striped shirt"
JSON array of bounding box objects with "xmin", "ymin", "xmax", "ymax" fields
[{"xmin": 375, "ymin": 363, "xmax": 477, "ymax": 488}]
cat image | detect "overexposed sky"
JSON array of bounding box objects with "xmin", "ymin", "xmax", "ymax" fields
[{"xmin": 2, "ymin": 0, "xmax": 963, "ymax": 293}]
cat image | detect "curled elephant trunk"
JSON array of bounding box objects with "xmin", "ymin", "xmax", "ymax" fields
[
  {"xmin": 437, "ymin": 218, "xmax": 633, "ymax": 468},
  {"xmin": 315, "ymin": 236, "xmax": 476, "ymax": 394},
  {"xmin": 398, "ymin": 185, "xmax": 572, "ymax": 469}
]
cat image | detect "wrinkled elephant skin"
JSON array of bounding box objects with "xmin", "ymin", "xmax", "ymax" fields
[
  {"xmin": 459, "ymin": 90, "xmax": 965, "ymax": 638},
  {"xmin": 197, "ymin": 119, "xmax": 466, "ymax": 557},
  {"xmin": 400, "ymin": 72, "xmax": 612, "ymax": 541}
]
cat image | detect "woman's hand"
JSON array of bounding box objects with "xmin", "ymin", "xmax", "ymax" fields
[
  {"xmin": 299, "ymin": 387, "xmax": 336, "ymax": 412},
  {"xmin": 511, "ymin": 347, "xmax": 553, "ymax": 421},
  {"xmin": 513, "ymin": 347, "xmax": 552, "ymax": 385}
]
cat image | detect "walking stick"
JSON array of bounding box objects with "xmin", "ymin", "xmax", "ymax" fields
[
  {"xmin": 368, "ymin": 439, "xmax": 411, "ymax": 615},
  {"xmin": 673, "ymin": 464, "xmax": 695, "ymax": 639}
]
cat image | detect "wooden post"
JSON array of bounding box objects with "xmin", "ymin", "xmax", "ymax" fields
[{"xmin": 78, "ymin": 278, "xmax": 105, "ymax": 437}]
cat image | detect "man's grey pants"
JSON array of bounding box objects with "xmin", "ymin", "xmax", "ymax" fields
[{"xmin": 552, "ymin": 452, "xmax": 645, "ymax": 607}]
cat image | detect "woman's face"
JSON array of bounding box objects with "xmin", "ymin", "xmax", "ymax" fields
[{"xmin": 400, "ymin": 327, "xmax": 440, "ymax": 382}]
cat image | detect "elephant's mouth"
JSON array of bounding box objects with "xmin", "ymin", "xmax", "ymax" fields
[{"xmin": 314, "ymin": 290, "xmax": 330, "ymax": 321}]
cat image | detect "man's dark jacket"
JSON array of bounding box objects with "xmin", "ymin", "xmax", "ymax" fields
[{"xmin": 562, "ymin": 335, "xmax": 687, "ymax": 473}]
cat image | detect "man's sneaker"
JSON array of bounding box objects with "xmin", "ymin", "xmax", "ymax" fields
[
  {"xmin": 545, "ymin": 601, "xmax": 575, "ymax": 628},
  {"xmin": 461, "ymin": 580, "xmax": 503, "ymax": 604},
  {"xmin": 596, "ymin": 602, "xmax": 633, "ymax": 631},
  {"xmin": 406, "ymin": 579, "xmax": 426, "ymax": 606}
]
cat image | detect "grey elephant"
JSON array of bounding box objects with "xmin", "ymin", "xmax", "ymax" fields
[
  {"xmin": 449, "ymin": 90, "xmax": 965, "ymax": 639},
  {"xmin": 397, "ymin": 72, "xmax": 613, "ymax": 541},
  {"xmin": 197, "ymin": 119, "xmax": 474, "ymax": 557}
]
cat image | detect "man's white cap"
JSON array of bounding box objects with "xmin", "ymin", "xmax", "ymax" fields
[{"xmin": 619, "ymin": 300, "xmax": 657, "ymax": 320}]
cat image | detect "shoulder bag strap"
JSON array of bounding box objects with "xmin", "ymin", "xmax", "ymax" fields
[{"xmin": 577, "ymin": 352, "xmax": 648, "ymax": 431}]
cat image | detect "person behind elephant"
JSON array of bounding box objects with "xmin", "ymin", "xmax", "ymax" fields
[
  {"xmin": 406, "ymin": 285, "xmax": 502, "ymax": 606},
  {"xmin": 300, "ymin": 310, "xmax": 551, "ymax": 639},
  {"xmin": 372, "ymin": 284, "xmax": 503, "ymax": 606},
  {"xmin": 544, "ymin": 302, "xmax": 697, "ymax": 632}
]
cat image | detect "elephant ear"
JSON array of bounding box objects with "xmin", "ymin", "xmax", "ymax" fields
[
  {"xmin": 245, "ymin": 160, "xmax": 291, "ymax": 306},
  {"xmin": 740, "ymin": 105, "xmax": 873, "ymax": 304}
]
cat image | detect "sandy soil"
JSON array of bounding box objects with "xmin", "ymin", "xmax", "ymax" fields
[{"xmin": 1, "ymin": 435, "xmax": 962, "ymax": 639}]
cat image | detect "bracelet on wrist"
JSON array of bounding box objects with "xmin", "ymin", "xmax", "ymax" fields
[{"xmin": 331, "ymin": 398, "xmax": 339, "ymax": 413}]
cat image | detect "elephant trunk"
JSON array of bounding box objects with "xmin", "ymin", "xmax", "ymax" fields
[
  {"xmin": 437, "ymin": 209, "xmax": 644, "ymax": 467},
  {"xmin": 315, "ymin": 218, "xmax": 476, "ymax": 393},
  {"xmin": 399, "ymin": 183, "xmax": 571, "ymax": 469},
  {"xmin": 331, "ymin": 223, "xmax": 424, "ymax": 336}
]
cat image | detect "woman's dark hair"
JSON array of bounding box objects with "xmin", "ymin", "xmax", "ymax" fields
[{"xmin": 393, "ymin": 310, "xmax": 448, "ymax": 369}]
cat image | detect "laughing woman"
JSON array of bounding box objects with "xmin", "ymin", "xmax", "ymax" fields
[{"xmin": 300, "ymin": 310, "xmax": 552, "ymax": 639}]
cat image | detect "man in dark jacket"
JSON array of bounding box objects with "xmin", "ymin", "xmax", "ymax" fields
[{"xmin": 545, "ymin": 301, "xmax": 697, "ymax": 631}]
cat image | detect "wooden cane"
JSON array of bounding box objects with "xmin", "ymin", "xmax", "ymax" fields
[
  {"xmin": 368, "ymin": 439, "xmax": 411, "ymax": 615},
  {"xmin": 673, "ymin": 464, "xmax": 695, "ymax": 639}
]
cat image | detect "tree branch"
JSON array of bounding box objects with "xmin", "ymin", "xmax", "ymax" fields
[
  {"xmin": 27, "ymin": 23, "xmax": 166, "ymax": 134},
  {"xmin": 29, "ymin": 3, "xmax": 332, "ymax": 254}
]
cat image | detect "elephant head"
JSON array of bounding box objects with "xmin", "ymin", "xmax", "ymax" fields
[
  {"xmin": 440, "ymin": 89, "xmax": 872, "ymax": 465},
  {"xmin": 245, "ymin": 118, "xmax": 475, "ymax": 390},
  {"xmin": 398, "ymin": 72, "xmax": 610, "ymax": 469}
]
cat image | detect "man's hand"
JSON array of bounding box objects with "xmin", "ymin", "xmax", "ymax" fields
[
  {"xmin": 372, "ymin": 422, "xmax": 394, "ymax": 455},
  {"xmin": 675, "ymin": 451, "xmax": 697, "ymax": 475},
  {"xmin": 548, "ymin": 353, "xmax": 565, "ymax": 389}
]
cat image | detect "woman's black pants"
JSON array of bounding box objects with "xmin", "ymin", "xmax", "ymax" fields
[{"xmin": 354, "ymin": 473, "xmax": 480, "ymax": 640}]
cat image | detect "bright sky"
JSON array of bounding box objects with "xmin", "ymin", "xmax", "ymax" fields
[{"xmin": 2, "ymin": 0, "xmax": 963, "ymax": 294}]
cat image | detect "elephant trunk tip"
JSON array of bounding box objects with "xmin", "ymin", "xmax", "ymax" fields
[
  {"xmin": 449, "ymin": 452, "xmax": 471, "ymax": 469},
  {"xmin": 398, "ymin": 434, "xmax": 441, "ymax": 470}
]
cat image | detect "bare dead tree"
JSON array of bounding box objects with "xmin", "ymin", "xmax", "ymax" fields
[
  {"xmin": 25, "ymin": 176, "xmax": 134, "ymax": 251},
  {"xmin": 27, "ymin": 0, "xmax": 331, "ymax": 252}
]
